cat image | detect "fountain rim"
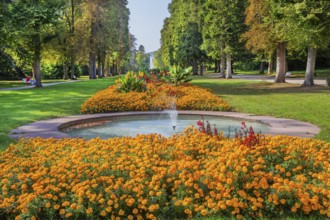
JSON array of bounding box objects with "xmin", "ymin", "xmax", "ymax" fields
[{"xmin": 9, "ymin": 111, "xmax": 320, "ymax": 139}]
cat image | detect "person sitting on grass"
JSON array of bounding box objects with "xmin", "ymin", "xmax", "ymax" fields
[
  {"xmin": 29, "ymin": 77, "xmax": 36, "ymax": 85},
  {"xmin": 25, "ymin": 75, "xmax": 31, "ymax": 84}
]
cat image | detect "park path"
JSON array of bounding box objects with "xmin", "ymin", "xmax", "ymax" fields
[
  {"xmin": 206, "ymin": 73, "xmax": 328, "ymax": 86},
  {"xmin": 0, "ymin": 80, "xmax": 79, "ymax": 91},
  {"xmin": 1, "ymin": 75, "xmax": 328, "ymax": 92}
]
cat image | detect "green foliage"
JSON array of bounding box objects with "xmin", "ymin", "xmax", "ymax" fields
[
  {"xmin": 160, "ymin": 0, "xmax": 205, "ymax": 68},
  {"xmin": 164, "ymin": 66, "xmax": 193, "ymax": 86},
  {"xmin": 115, "ymin": 72, "xmax": 146, "ymax": 93},
  {"xmin": 134, "ymin": 46, "xmax": 150, "ymax": 72},
  {"xmin": 41, "ymin": 64, "xmax": 82, "ymax": 79},
  {"xmin": 41, "ymin": 64, "xmax": 63, "ymax": 79}
]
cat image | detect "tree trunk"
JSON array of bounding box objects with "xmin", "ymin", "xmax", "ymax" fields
[
  {"xmin": 98, "ymin": 61, "xmax": 103, "ymax": 78},
  {"xmin": 89, "ymin": 19, "xmax": 96, "ymax": 79},
  {"xmin": 70, "ymin": 52, "xmax": 75, "ymax": 79},
  {"xmin": 259, "ymin": 53, "xmax": 265, "ymax": 74},
  {"xmin": 70, "ymin": 0, "xmax": 75, "ymax": 79},
  {"xmin": 199, "ymin": 64, "xmax": 203, "ymax": 76},
  {"xmin": 214, "ymin": 60, "xmax": 218, "ymax": 73},
  {"xmin": 106, "ymin": 57, "xmax": 110, "ymax": 76},
  {"xmin": 192, "ymin": 58, "xmax": 198, "ymax": 75},
  {"xmin": 268, "ymin": 57, "xmax": 273, "ymax": 75},
  {"xmin": 97, "ymin": 51, "xmax": 103, "ymax": 78},
  {"xmin": 89, "ymin": 52, "xmax": 96, "ymax": 79},
  {"xmin": 63, "ymin": 63, "xmax": 68, "ymax": 80},
  {"xmin": 274, "ymin": 42, "xmax": 286, "ymax": 83},
  {"xmin": 32, "ymin": 24, "xmax": 42, "ymax": 87},
  {"xmin": 220, "ymin": 45, "xmax": 225, "ymax": 78},
  {"xmin": 303, "ymin": 47, "xmax": 316, "ymax": 87},
  {"xmin": 259, "ymin": 62, "xmax": 265, "ymax": 74},
  {"xmin": 226, "ymin": 53, "xmax": 232, "ymax": 79}
]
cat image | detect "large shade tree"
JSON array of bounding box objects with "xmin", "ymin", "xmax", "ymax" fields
[
  {"xmin": 9, "ymin": 0, "xmax": 65, "ymax": 87},
  {"xmin": 242, "ymin": 0, "xmax": 277, "ymax": 75},
  {"xmin": 281, "ymin": 0, "xmax": 330, "ymax": 86}
]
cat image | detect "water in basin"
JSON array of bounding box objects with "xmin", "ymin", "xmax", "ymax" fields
[{"xmin": 65, "ymin": 114, "xmax": 270, "ymax": 139}]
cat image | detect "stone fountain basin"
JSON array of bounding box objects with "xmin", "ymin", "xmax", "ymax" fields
[{"xmin": 9, "ymin": 111, "xmax": 320, "ymax": 139}]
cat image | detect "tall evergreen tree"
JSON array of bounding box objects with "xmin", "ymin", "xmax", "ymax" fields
[{"xmin": 201, "ymin": 0, "xmax": 247, "ymax": 78}]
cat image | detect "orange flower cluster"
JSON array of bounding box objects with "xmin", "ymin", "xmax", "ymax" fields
[
  {"xmin": 0, "ymin": 129, "xmax": 329, "ymax": 219},
  {"xmin": 81, "ymin": 83, "xmax": 231, "ymax": 113}
]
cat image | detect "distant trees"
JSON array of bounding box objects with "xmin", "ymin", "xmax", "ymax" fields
[
  {"xmin": 202, "ymin": 0, "xmax": 247, "ymax": 78},
  {"xmin": 160, "ymin": 0, "xmax": 205, "ymax": 75},
  {"xmin": 0, "ymin": 0, "xmax": 131, "ymax": 83},
  {"xmin": 135, "ymin": 45, "xmax": 150, "ymax": 72},
  {"xmin": 160, "ymin": 0, "xmax": 330, "ymax": 86}
]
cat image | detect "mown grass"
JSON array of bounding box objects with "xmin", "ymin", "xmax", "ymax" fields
[
  {"xmin": 0, "ymin": 77, "xmax": 118, "ymax": 151},
  {"xmin": 191, "ymin": 78, "xmax": 330, "ymax": 142},
  {"xmin": 0, "ymin": 75, "xmax": 329, "ymax": 152}
]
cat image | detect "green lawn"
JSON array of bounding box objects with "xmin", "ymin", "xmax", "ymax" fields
[
  {"xmin": 0, "ymin": 77, "xmax": 117, "ymax": 151},
  {"xmin": 0, "ymin": 76, "xmax": 329, "ymax": 152},
  {"xmin": 191, "ymin": 78, "xmax": 330, "ymax": 141}
]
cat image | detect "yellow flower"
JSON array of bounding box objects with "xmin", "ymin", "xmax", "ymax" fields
[
  {"xmin": 200, "ymin": 209, "xmax": 208, "ymax": 216},
  {"xmin": 100, "ymin": 210, "xmax": 107, "ymax": 217},
  {"xmin": 86, "ymin": 207, "xmax": 93, "ymax": 215}
]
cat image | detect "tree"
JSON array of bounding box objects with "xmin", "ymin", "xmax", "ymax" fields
[
  {"xmin": 152, "ymin": 49, "xmax": 165, "ymax": 69},
  {"xmin": 160, "ymin": 0, "xmax": 205, "ymax": 73},
  {"xmin": 281, "ymin": 1, "xmax": 330, "ymax": 86},
  {"xmin": 202, "ymin": 0, "xmax": 247, "ymax": 78},
  {"xmin": 10, "ymin": 0, "xmax": 65, "ymax": 87},
  {"xmin": 242, "ymin": 0, "xmax": 276, "ymax": 75},
  {"xmin": 135, "ymin": 45, "xmax": 150, "ymax": 71},
  {"xmin": 243, "ymin": 0, "xmax": 290, "ymax": 82}
]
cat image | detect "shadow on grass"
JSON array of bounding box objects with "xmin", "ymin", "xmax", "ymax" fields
[{"xmin": 193, "ymin": 79, "xmax": 330, "ymax": 96}]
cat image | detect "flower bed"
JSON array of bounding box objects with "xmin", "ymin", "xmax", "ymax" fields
[
  {"xmin": 1, "ymin": 129, "xmax": 329, "ymax": 219},
  {"xmin": 81, "ymin": 83, "xmax": 231, "ymax": 113}
]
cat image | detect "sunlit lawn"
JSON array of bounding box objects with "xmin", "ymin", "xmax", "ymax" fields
[{"xmin": 0, "ymin": 76, "xmax": 117, "ymax": 151}]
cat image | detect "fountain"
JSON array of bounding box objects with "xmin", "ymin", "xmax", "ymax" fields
[
  {"xmin": 166, "ymin": 95, "xmax": 178, "ymax": 131},
  {"xmin": 63, "ymin": 114, "xmax": 270, "ymax": 139}
]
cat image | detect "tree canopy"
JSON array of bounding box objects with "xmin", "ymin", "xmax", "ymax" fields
[{"xmin": 0, "ymin": 0, "xmax": 131, "ymax": 84}]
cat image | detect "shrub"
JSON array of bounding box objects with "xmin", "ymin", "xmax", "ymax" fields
[
  {"xmin": 0, "ymin": 130, "xmax": 329, "ymax": 219},
  {"xmin": 162, "ymin": 66, "xmax": 193, "ymax": 86},
  {"xmin": 41, "ymin": 64, "xmax": 63, "ymax": 79},
  {"xmin": 115, "ymin": 71, "xmax": 147, "ymax": 93}
]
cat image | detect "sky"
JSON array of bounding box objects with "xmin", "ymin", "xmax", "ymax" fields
[{"xmin": 127, "ymin": 0, "xmax": 171, "ymax": 53}]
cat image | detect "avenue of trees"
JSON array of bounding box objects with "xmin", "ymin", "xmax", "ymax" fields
[
  {"xmin": 0, "ymin": 0, "xmax": 150, "ymax": 87},
  {"xmin": 159, "ymin": 0, "xmax": 330, "ymax": 86},
  {"xmin": 1, "ymin": 0, "xmax": 330, "ymax": 87}
]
